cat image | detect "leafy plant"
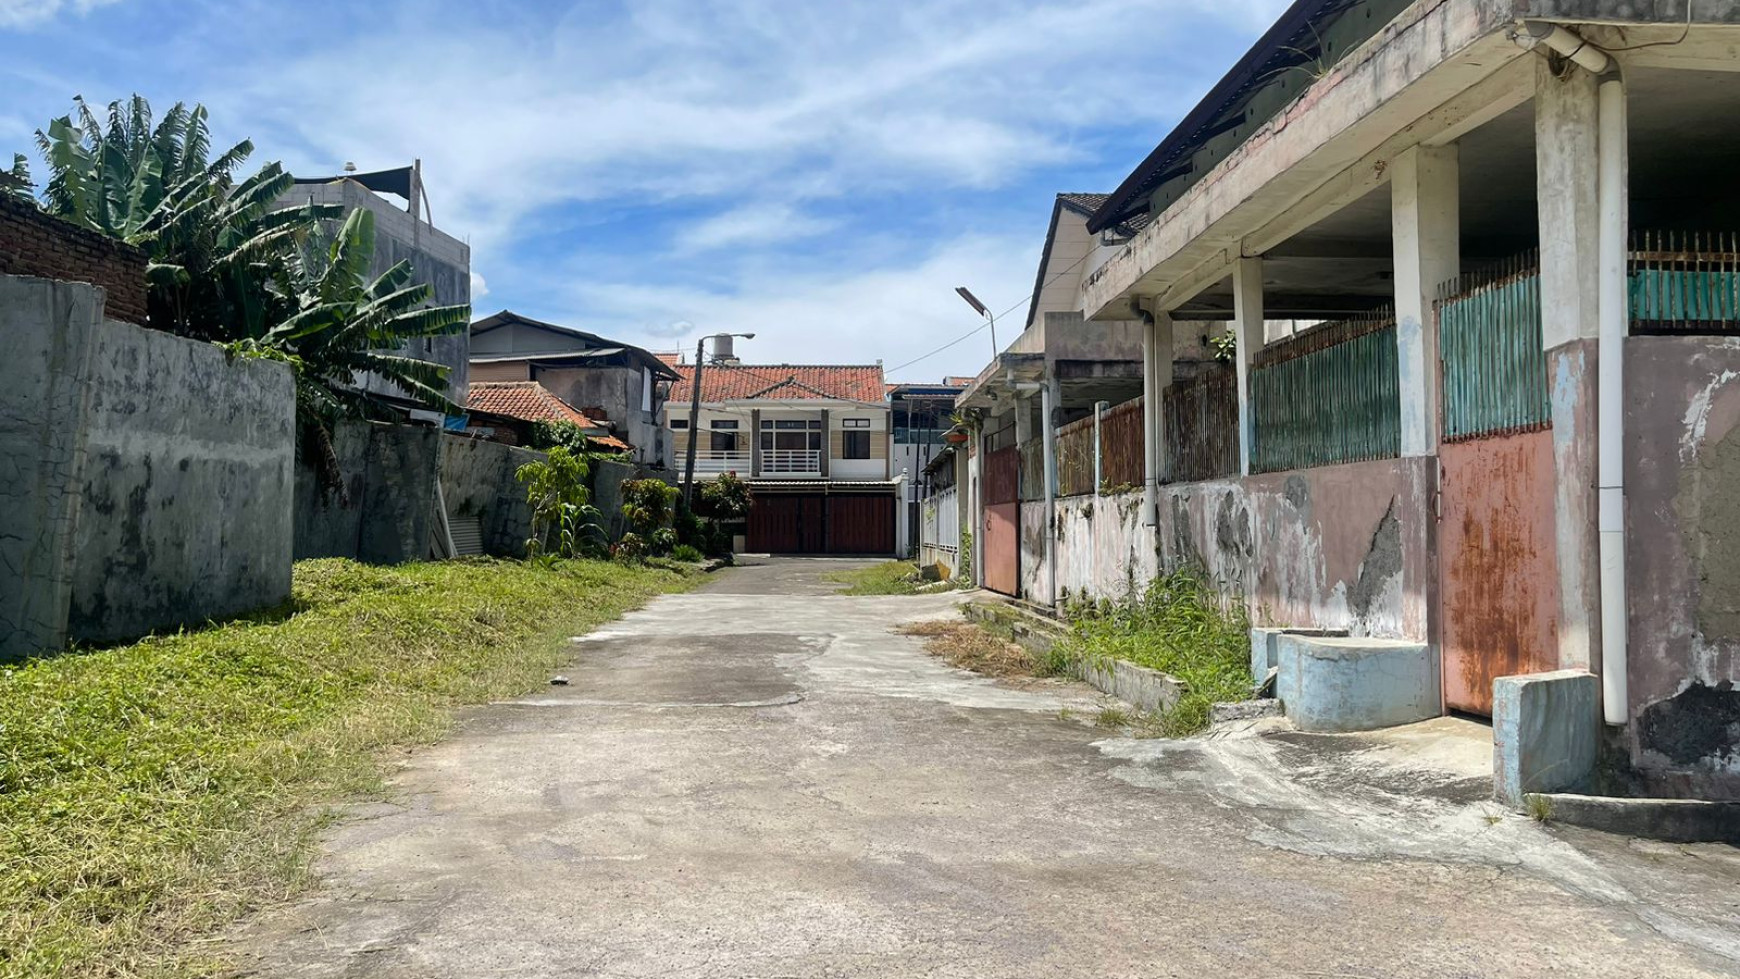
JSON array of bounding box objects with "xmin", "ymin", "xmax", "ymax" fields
[
  {"xmin": 670, "ymin": 544, "xmax": 704, "ymax": 563},
  {"xmin": 1055, "ymin": 568, "xmax": 1251, "ymax": 736},
  {"xmin": 514, "ymin": 447, "xmax": 603, "ymax": 560},
  {"xmin": 3, "ymin": 152, "xmax": 30, "ymax": 200},
  {"xmin": 958, "ymin": 528, "xmax": 973, "ymax": 582},
  {"xmin": 697, "ymin": 471, "xmax": 751, "ymax": 520},
  {"xmin": 1209, "ymin": 329, "xmax": 1238, "ymax": 363},
  {"xmin": 620, "ymin": 478, "xmax": 678, "ymax": 556},
  {"xmin": 225, "ymin": 208, "xmax": 471, "ymax": 490},
  {"xmin": 26, "ymin": 95, "xmax": 341, "ymax": 341}
]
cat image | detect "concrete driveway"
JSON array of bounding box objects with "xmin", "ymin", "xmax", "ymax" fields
[{"xmin": 232, "ymin": 557, "xmax": 1740, "ymax": 978}]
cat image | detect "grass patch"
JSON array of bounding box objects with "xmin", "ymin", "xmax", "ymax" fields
[
  {"xmin": 0, "ymin": 557, "xmax": 695, "ymax": 979},
  {"xmin": 825, "ymin": 561, "xmax": 925, "ymax": 595},
  {"xmin": 898, "ymin": 620, "xmax": 1050, "ymax": 678},
  {"xmin": 1055, "ymin": 569, "xmax": 1251, "ymax": 737}
]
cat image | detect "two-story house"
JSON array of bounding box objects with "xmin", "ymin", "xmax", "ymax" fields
[
  {"xmin": 469, "ymin": 311, "xmax": 680, "ymax": 465},
  {"xmin": 665, "ymin": 361, "xmax": 900, "ymax": 555}
]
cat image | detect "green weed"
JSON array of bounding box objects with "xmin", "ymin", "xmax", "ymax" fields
[
  {"xmin": 825, "ymin": 561, "xmax": 925, "ymax": 595},
  {"xmin": 0, "ymin": 557, "xmax": 695, "ymax": 978}
]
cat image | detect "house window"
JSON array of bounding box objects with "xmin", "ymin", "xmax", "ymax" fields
[
  {"xmin": 671, "ymin": 418, "xmax": 689, "ymax": 430},
  {"xmin": 711, "ymin": 420, "xmax": 739, "ymax": 429},
  {"xmin": 764, "ymin": 419, "xmax": 821, "ymax": 430},
  {"xmin": 842, "ymin": 418, "xmax": 870, "ymax": 428},
  {"xmin": 711, "ymin": 430, "xmax": 739, "ymax": 452},
  {"xmin": 761, "ymin": 431, "xmax": 822, "ymax": 451},
  {"xmin": 842, "ymin": 431, "xmax": 871, "ymax": 459}
]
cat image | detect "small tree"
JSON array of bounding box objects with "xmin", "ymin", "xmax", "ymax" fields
[
  {"xmin": 618, "ymin": 479, "xmax": 678, "ymax": 558},
  {"xmin": 697, "ymin": 471, "xmax": 751, "ymax": 521},
  {"xmin": 516, "ymin": 447, "xmax": 602, "ymax": 559}
]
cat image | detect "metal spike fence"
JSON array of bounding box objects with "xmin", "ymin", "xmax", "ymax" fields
[
  {"xmin": 1436, "ymin": 251, "xmax": 1549, "ymax": 442},
  {"xmin": 1249, "ymin": 310, "xmax": 1400, "ymax": 473},
  {"xmin": 1630, "ymin": 230, "xmax": 1740, "ymax": 334}
]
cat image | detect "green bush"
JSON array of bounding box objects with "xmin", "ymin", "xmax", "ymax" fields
[
  {"xmin": 1056, "ymin": 568, "xmax": 1251, "ymax": 736},
  {"xmin": 671, "ymin": 544, "xmax": 704, "ymax": 563}
]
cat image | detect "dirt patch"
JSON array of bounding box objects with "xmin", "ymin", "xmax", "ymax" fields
[{"xmin": 899, "ymin": 620, "xmax": 1048, "ymax": 679}]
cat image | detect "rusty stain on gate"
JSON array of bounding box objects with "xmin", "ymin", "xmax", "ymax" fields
[{"xmin": 982, "ymin": 445, "xmax": 1021, "ymax": 596}]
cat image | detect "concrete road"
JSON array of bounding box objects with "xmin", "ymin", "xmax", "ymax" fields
[{"xmin": 231, "ymin": 557, "xmax": 1740, "ymax": 978}]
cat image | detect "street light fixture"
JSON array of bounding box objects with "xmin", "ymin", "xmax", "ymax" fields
[
  {"xmin": 681, "ymin": 332, "xmax": 757, "ymax": 510},
  {"xmin": 955, "ymin": 286, "xmax": 997, "ymax": 357}
]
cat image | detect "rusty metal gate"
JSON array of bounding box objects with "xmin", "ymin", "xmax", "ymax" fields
[
  {"xmin": 981, "ymin": 445, "xmax": 1020, "ymax": 596},
  {"xmin": 1436, "ymin": 262, "xmax": 1561, "ymax": 715}
]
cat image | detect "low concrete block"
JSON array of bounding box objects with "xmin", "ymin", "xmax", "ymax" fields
[
  {"xmin": 1250, "ymin": 627, "xmax": 1347, "ymax": 683},
  {"xmin": 1492, "ymin": 670, "xmax": 1598, "ymax": 806},
  {"xmin": 1277, "ymin": 635, "xmax": 1439, "ymax": 733},
  {"xmin": 1537, "ymin": 793, "xmax": 1740, "ymax": 843},
  {"xmin": 1078, "ymin": 658, "xmax": 1185, "ymax": 713}
]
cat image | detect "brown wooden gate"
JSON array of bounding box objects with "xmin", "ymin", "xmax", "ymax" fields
[
  {"xmin": 981, "ymin": 446, "xmax": 1020, "ymax": 596},
  {"xmin": 747, "ymin": 493, "xmax": 895, "ymax": 554}
]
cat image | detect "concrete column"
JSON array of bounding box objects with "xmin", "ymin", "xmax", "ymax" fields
[
  {"xmin": 750, "ymin": 408, "xmax": 761, "ymax": 477},
  {"xmin": 1142, "ymin": 312, "xmax": 1161, "ymax": 525},
  {"xmin": 1391, "ymin": 144, "xmax": 1460, "ymax": 457},
  {"xmin": 1152, "ymin": 313, "xmax": 1175, "ymax": 481},
  {"xmin": 1232, "ymin": 256, "xmax": 1265, "ymax": 476},
  {"xmin": 818, "ymin": 408, "xmax": 829, "ymax": 477},
  {"xmin": 1536, "ymin": 57, "xmax": 1603, "ymax": 673}
]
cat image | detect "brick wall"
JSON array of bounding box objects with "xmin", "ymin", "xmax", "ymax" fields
[{"xmin": 0, "ymin": 196, "xmax": 149, "ymax": 324}]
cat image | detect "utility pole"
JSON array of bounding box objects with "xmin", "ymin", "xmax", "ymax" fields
[
  {"xmin": 680, "ymin": 332, "xmax": 755, "ymax": 511},
  {"xmin": 680, "ymin": 336, "xmax": 708, "ymax": 511}
]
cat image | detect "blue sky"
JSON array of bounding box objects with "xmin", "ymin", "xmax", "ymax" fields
[{"xmin": 1, "ymin": 0, "xmax": 1285, "ymax": 380}]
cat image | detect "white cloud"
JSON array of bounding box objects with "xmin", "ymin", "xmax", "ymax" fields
[
  {"xmin": 469, "ymin": 272, "xmax": 489, "ymax": 300},
  {"xmin": 0, "ymin": 0, "xmax": 120, "ymax": 28},
  {"xmin": 548, "ymin": 231, "xmax": 1038, "ymax": 381},
  {"xmin": 675, "ymin": 203, "xmax": 837, "ymax": 254},
  {"xmin": 220, "ymin": 0, "xmax": 1272, "ymax": 253}
]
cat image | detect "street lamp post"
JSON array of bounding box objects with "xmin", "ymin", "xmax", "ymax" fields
[
  {"xmin": 681, "ymin": 332, "xmax": 755, "ymax": 510},
  {"xmin": 955, "ymin": 286, "xmax": 997, "ymax": 357}
]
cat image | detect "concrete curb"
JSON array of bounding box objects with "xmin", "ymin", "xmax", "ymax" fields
[
  {"xmin": 961, "ymin": 598, "xmax": 1186, "ymax": 713},
  {"xmin": 1537, "ymin": 793, "xmax": 1740, "ymax": 843}
]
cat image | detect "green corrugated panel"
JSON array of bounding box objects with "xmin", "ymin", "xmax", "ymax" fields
[
  {"xmin": 1440, "ymin": 273, "xmax": 1549, "ymax": 440},
  {"xmin": 1630, "ymin": 268, "xmax": 1740, "ymax": 326},
  {"xmin": 1251, "ymin": 325, "xmax": 1400, "ymax": 473}
]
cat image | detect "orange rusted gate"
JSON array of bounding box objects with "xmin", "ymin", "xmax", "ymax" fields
[
  {"xmin": 981, "ymin": 445, "xmax": 1021, "ymax": 596},
  {"xmin": 1435, "ymin": 263, "xmax": 1561, "ymax": 715}
]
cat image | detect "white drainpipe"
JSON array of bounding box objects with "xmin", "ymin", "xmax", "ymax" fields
[
  {"xmin": 1519, "ymin": 21, "xmax": 1629, "ymax": 723},
  {"xmin": 1092, "ymin": 400, "xmax": 1108, "ymax": 596},
  {"xmin": 1042, "ymin": 379, "xmax": 1058, "ymax": 609}
]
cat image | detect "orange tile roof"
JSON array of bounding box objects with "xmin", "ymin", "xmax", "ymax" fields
[
  {"xmin": 654, "ymin": 351, "xmax": 683, "ymax": 367},
  {"xmin": 668, "ymin": 363, "xmax": 886, "ymax": 404},
  {"xmin": 466, "ymin": 382, "xmax": 601, "ymax": 428}
]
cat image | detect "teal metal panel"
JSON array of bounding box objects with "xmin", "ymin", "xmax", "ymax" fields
[
  {"xmin": 1250, "ymin": 322, "xmax": 1400, "ymax": 473},
  {"xmin": 1439, "ymin": 272, "xmax": 1549, "ymax": 442}
]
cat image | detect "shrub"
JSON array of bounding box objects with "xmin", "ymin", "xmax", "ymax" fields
[
  {"xmin": 515, "ymin": 447, "xmax": 603, "ymax": 559},
  {"xmin": 671, "ymin": 544, "xmax": 704, "ymax": 563},
  {"xmin": 697, "ymin": 471, "xmax": 751, "ymax": 520}
]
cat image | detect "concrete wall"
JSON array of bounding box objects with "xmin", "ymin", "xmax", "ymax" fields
[
  {"xmin": 438, "ymin": 434, "xmax": 542, "ymax": 557},
  {"xmin": 1158, "ymin": 457, "xmax": 1435, "ymax": 639},
  {"xmin": 1625, "ymin": 336, "xmax": 1740, "ymax": 797},
  {"xmin": 2, "ymin": 272, "xmax": 294, "ymax": 655},
  {"xmin": 1052, "ymin": 490, "xmax": 1159, "ymax": 604},
  {"xmin": 70, "ymin": 318, "xmax": 295, "ymax": 643},
  {"xmin": 294, "ymin": 420, "xmax": 439, "ymax": 565},
  {"xmin": 538, "ymin": 365, "xmax": 665, "ymax": 465},
  {"xmin": 1, "ymin": 275, "xmax": 101, "ymax": 658}
]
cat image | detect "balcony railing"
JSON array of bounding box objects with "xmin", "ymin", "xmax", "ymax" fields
[
  {"xmin": 691, "ymin": 450, "xmax": 750, "ymax": 475},
  {"xmin": 761, "ymin": 448, "xmax": 821, "ymax": 475}
]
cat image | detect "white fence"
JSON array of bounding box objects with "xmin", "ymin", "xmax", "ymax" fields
[{"xmin": 920, "ymin": 485, "xmax": 959, "ymax": 571}]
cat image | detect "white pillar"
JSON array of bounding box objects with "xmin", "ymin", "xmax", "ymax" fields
[
  {"xmin": 1232, "ymin": 257, "xmax": 1265, "ymax": 475},
  {"xmin": 1596, "ymin": 70, "xmax": 1629, "ymax": 724},
  {"xmin": 1041, "ymin": 377, "xmax": 1059, "ymax": 607},
  {"xmin": 1391, "ymin": 144, "xmax": 1460, "ymax": 457},
  {"xmin": 1142, "ymin": 313, "xmax": 1161, "ymax": 524}
]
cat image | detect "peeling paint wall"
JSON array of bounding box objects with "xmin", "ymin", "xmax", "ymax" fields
[
  {"xmin": 1625, "ymin": 336, "xmax": 1740, "ymax": 798},
  {"xmin": 1157, "ymin": 457, "xmax": 1434, "ymax": 639},
  {"xmin": 1051, "ymin": 491, "xmax": 1158, "ymax": 604},
  {"xmin": 294, "ymin": 420, "xmax": 440, "ymax": 565}
]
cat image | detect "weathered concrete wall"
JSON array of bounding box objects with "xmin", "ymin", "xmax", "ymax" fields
[
  {"xmin": 439, "ymin": 434, "xmax": 540, "ymax": 557},
  {"xmin": 1051, "ymin": 490, "xmax": 1158, "ymax": 604},
  {"xmin": 0, "ymin": 275, "xmax": 100, "ymax": 659},
  {"xmin": 1625, "ymin": 336, "xmax": 1740, "ymax": 798},
  {"xmin": 69, "ymin": 319, "xmax": 295, "ymax": 643},
  {"xmin": 1158, "ymin": 457, "xmax": 1435, "ymax": 639},
  {"xmin": 295, "ymin": 420, "xmax": 439, "ymax": 564}
]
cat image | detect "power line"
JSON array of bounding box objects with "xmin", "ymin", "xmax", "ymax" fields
[{"xmin": 885, "ymin": 249, "xmax": 1097, "ymax": 376}]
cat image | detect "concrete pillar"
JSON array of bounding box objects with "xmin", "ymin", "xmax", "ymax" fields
[
  {"xmin": 1232, "ymin": 256, "xmax": 1265, "ymax": 475},
  {"xmin": 1142, "ymin": 312, "xmax": 1161, "ymax": 524},
  {"xmin": 818, "ymin": 408, "xmax": 829, "ymax": 477},
  {"xmin": 750, "ymin": 408, "xmax": 761, "ymax": 477},
  {"xmin": 1391, "ymin": 144, "xmax": 1460, "ymax": 457},
  {"xmin": 1536, "ymin": 58, "xmax": 1603, "ymax": 673}
]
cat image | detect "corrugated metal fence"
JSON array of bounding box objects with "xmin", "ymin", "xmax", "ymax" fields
[
  {"xmin": 1164, "ymin": 365, "xmax": 1238, "ymax": 483},
  {"xmin": 1250, "ymin": 312, "xmax": 1400, "ymax": 473},
  {"xmin": 1631, "ymin": 230, "xmax": 1740, "ymax": 334},
  {"xmin": 1437, "ymin": 253, "xmax": 1550, "ymax": 442},
  {"xmin": 1054, "ymin": 398, "xmax": 1146, "ymax": 497}
]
